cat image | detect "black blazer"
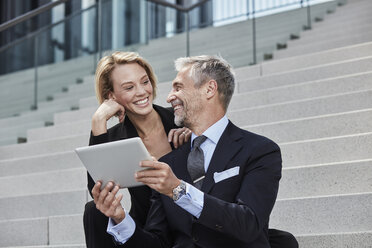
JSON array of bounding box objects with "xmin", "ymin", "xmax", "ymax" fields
[
  {"xmin": 87, "ymin": 104, "xmax": 177, "ymax": 227},
  {"xmin": 123, "ymin": 121, "xmax": 282, "ymax": 248}
]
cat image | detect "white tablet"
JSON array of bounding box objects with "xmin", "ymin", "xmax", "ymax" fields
[{"xmin": 75, "ymin": 137, "xmax": 152, "ymax": 188}]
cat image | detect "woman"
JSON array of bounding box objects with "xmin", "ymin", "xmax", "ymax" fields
[{"xmin": 83, "ymin": 51, "xmax": 190, "ymax": 248}]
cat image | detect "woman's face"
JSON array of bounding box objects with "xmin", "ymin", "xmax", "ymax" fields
[{"xmin": 110, "ymin": 63, "xmax": 154, "ymax": 117}]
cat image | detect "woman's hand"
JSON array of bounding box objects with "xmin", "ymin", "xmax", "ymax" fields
[
  {"xmin": 92, "ymin": 181, "xmax": 126, "ymax": 224},
  {"xmin": 92, "ymin": 98, "xmax": 125, "ymax": 135},
  {"xmin": 168, "ymin": 127, "xmax": 192, "ymax": 148}
]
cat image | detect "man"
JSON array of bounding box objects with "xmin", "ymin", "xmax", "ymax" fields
[{"xmin": 92, "ymin": 55, "xmax": 297, "ymax": 247}]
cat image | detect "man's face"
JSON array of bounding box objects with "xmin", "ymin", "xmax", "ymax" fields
[{"xmin": 167, "ymin": 68, "xmax": 203, "ymax": 127}]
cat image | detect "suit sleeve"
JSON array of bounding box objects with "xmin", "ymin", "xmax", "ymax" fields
[{"xmin": 198, "ymin": 141, "xmax": 282, "ymax": 243}]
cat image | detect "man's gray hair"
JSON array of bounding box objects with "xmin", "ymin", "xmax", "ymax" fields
[{"xmin": 174, "ymin": 55, "xmax": 235, "ymax": 110}]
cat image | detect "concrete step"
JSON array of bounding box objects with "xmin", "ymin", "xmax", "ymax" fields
[
  {"xmin": 237, "ymin": 56, "xmax": 372, "ymax": 92},
  {"xmin": 286, "ymin": 27, "xmax": 372, "ymax": 51},
  {"xmin": 0, "ymin": 214, "xmax": 85, "ymax": 247},
  {"xmin": 246, "ymin": 108, "xmax": 372, "ymax": 144},
  {"xmin": 0, "ymin": 217, "xmax": 48, "ymax": 247},
  {"xmin": 278, "ymin": 159, "xmax": 372, "ymax": 199},
  {"xmin": 270, "ymin": 192, "xmax": 372, "ymax": 235},
  {"xmin": 0, "ymin": 151, "xmax": 82, "ymax": 177},
  {"xmin": 27, "ymin": 118, "xmax": 118, "ymax": 143},
  {"xmin": 78, "ymin": 96, "xmax": 99, "ymax": 109},
  {"xmin": 307, "ymin": 7, "xmax": 372, "ymax": 32},
  {"xmin": 37, "ymin": 97, "xmax": 80, "ymax": 110},
  {"xmin": 0, "ymin": 135, "xmax": 89, "ymax": 160},
  {"xmin": 27, "ymin": 120, "xmax": 91, "ymax": 143},
  {"xmin": 0, "ymin": 121, "xmax": 45, "ymax": 139},
  {"xmin": 281, "ymin": 132, "xmax": 372, "ymax": 167},
  {"xmin": 0, "ymin": 168, "xmax": 86, "ymax": 198},
  {"xmin": 295, "ymin": 21, "xmax": 372, "ymax": 44},
  {"xmin": 0, "ymin": 190, "xmax": 87, "ymax": 221},
  {"xmin": 268, "ymin": 41, "xmax": 372, "ymax": 75},
  {"xmin": 54, "ymin": 108, "xmax": 97, "ymax": 125},
  {"xmin": 229, "ymin": 89, "xmax": 372, "ymax": 127},
  {"xmin": 0, "ymin": 137, "xmax": 17, "ymax": 146},
  {"xmin": 275, "ymin": 31, "xmax": 372, "ymax": 59},
  {"xmin": 296, "ymin": 231, "xmax": 372, "ymax": 248},
  {"xmin": 0, "ymin": 105, "xmax": 70, "ymax": 128}
]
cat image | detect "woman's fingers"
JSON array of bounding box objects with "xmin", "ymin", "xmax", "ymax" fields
[{"xmin": 169, "ymin": 127, "xmax": 189, "ymax": 148}]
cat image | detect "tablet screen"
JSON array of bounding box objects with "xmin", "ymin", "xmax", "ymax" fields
[{"xmin": 75, "ymin": 137, "xmax": 152, "ymax": 188}]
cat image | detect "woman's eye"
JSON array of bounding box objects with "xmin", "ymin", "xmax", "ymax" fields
[
  {"xmin": 143, "ymin": 80, "xmax": 149, "ymax": 85},
  {"xmin": 124, "ymin": 86, "xmax": 133, "ymax": 90}
]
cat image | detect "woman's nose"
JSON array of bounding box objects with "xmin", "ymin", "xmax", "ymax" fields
[{"xmin": 136, "ymin": 85, "xmax": 147, "ymax": 95}]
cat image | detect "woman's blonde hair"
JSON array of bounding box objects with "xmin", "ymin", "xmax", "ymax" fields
[{"xmin": 95, "ymin": 51, "xmax": 157, "ymax": 104}]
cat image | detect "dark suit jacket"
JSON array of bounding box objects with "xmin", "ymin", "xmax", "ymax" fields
[
  {"xmin": 87, "ymin": 104, "xmax": 177, "ymax": 227},
  {"xmin": 122, "ymin": 120, "xmax": 282, "ymax": 248}
]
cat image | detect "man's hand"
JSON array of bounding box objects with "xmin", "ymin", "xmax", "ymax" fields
[
  {"xmin": 92, "ymin": 181, "xmax": 125, "ymax": 224},
  {"xmin": 168, "ymin": 127, "xmax": 192, "ymax": 148},
  {"xmin": 135, "ymin": 159, "xmax": 180, "ymax": 198}
]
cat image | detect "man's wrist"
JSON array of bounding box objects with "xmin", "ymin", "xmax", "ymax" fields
[
  {"xmin": 172, "ymin": 180, "xmax": 186, "ymax": 201},
  {"xmin": 112, "ymin": 208, "xmax": 126, "ymax": 225}
]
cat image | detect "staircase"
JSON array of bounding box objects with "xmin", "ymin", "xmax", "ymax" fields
[
  {"xmin": 0, "ymin": 0, "xmax": 336, "ymax": 146},
  {"xmin": 0, "ymin": 0, "xmax": 371, "ymax": 247}
]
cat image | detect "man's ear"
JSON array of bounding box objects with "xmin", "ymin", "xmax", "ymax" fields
[{"xmin": 205, "ymin": 80, "xmax": 218, "ymax": 99}]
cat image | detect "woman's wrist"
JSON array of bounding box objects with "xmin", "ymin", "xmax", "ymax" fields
[{"xmin": 92, "ymin": 112, "xmax": 108, "ymax": 136}]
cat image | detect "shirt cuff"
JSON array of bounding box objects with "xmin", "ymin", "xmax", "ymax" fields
[
  {"xmin": 107, "ymin": 210, "xmax": 136, "ymax": 244},
  {"xmin": 175, "ymin": 182, "xmax": 204, "ymax": 218}
]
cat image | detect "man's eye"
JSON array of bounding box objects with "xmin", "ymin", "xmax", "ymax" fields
[{"xmin": 125, "ymin": 86, "xmax": 133, "ymax": 90}]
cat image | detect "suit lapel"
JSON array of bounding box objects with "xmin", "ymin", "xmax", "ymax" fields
[{"xmin": 201, "ymin": 122, "xmax": 243, "ymax": 194}]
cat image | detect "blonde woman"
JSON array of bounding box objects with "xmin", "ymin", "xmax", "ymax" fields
[{"xmin": 83, "ymin": 51, "xmax": 190, "ymax": 248}]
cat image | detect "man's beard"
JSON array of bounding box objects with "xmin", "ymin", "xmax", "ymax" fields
[{"xmin": 174, "ymin": 111, "xmax": 186, "ymax": 127}]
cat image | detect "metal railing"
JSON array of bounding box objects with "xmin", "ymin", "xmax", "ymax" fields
[{"xmin": 0, "ymin": 0, "xmax": 336, "ymax": 116}]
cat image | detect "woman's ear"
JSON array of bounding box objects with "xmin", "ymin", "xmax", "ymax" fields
[
  {"xmin": 205, "ymin": 80, "xmax": 218, "ymax": 99},
  {"xmin": 108, "ymin": 91, "xmax": 115, "ymax": 100}
]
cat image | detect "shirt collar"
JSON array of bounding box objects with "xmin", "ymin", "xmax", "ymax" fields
[{"xmin": 191, "ymin": 115, "xmax": 229, "ymax": 147}]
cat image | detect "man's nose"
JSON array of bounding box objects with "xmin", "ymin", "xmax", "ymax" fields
[{"xmin": 167, "ymin": 93, "xmax": 176, "ymax": 103}]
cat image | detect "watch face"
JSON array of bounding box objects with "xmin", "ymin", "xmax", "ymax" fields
[{"xmin": 173, "ymin": 181, "xmax": 186, "ymax": 201}]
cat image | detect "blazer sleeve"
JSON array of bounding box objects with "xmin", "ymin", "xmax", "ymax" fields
[{"xmin": 198, "ymin": 140, "xmax": 282, "ymax": 244}]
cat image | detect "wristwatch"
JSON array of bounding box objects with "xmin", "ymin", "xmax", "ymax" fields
[{"xmin": 172, "ymin": 180, "xmax": 186, "ymax": 201}]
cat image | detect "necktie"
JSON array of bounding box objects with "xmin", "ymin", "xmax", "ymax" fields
[{"xmin": 187, "ymin": 135, "xmax": 207, "ymax": 189}]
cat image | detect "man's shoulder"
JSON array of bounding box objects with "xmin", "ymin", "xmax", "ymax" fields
[{"xmin": 228, "ymin": 121, "xmax": 279, "ymax": 151}]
